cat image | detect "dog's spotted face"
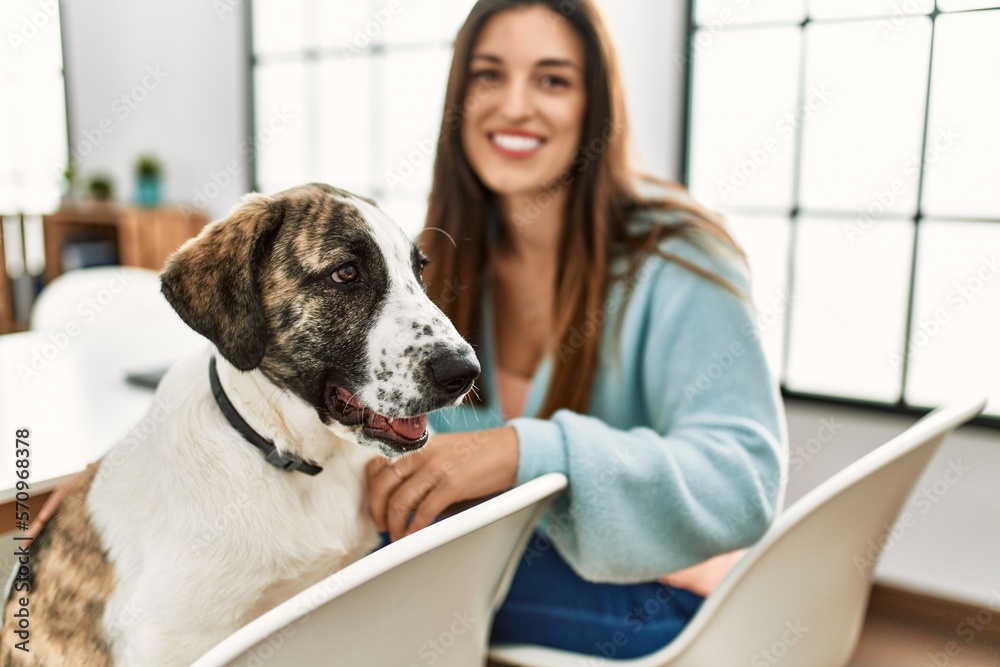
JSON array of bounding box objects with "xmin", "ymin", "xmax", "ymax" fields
[{"xmin": 161, "ymin": 183, "xmax": 479, "ymax": 456}]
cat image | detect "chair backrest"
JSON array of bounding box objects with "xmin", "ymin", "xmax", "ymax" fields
[
  {"xmin": 30, "ymin": 266, "xmax": 179, "ymax": 332},
  {"xmin": 192, "ymin": 473, "xmax": 568, "ymax": 667},
  {"xmin": 489, "ymin": 398, "xmax": 986, "ymax": 667}
]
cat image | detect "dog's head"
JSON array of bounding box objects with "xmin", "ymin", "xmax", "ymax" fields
[{"xmin": 160, "ymin": 183, "xmax": 479, "ymax": 457}]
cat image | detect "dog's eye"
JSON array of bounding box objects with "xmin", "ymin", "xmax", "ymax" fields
[
  {"xmin": 332, "ymin": 263, "xmax": 360, "ymax": 284},
  {"xmin": 419, "ymin": 257, "xmax": 431, "ymax": 273}
]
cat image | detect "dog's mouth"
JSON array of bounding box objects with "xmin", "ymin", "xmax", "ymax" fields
[{"xmin": 325, "ymin": 385, "xmax": 428, "ymax": 453}]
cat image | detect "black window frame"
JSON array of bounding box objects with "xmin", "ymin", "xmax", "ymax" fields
[
  {"xmin": 679, "ymin": 0, "xmax": 1000, "ymax": 429},
  {"xmin": 245, "ymin": 0, "xmax": 455, "ymax": 207}
]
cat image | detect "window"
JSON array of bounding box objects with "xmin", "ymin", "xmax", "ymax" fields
[
  {"xmin": 0, "ymin": 0, "xmax": 67, "ymax": 214},
  {"xmin": 685, "ymin": 1, "xmax": 1000, "ymax": 421},
  {"xmin": 0, "ymin": 0, "xmax": 69, "ymax": 285},
  {"xmin": 250, "ymin": 0, "xmax": 478, "ymax": 238}
]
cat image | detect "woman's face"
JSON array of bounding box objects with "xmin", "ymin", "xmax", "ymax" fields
[{"xmin": 460, "ymin": 5, "xmax": 587, "ymax": 199}]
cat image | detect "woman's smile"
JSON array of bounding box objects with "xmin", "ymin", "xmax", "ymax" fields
[{"xmin": 489, "ymin": 129, "xmax": 547, "ymax": 158}]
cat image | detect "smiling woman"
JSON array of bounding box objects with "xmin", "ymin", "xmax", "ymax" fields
[{"xmin": 363, "ymin": 0, "xmax": 788, "ymax": 660}]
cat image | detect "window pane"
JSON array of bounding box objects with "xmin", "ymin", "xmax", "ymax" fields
[
  {"xmin": 0, "ymin": 140, "xmax": 11, "ymax": 214},
  {"xmin": 380, "ymin": 48, "xmax": 451, "ymax": 197},
  {"xmin": 786, "ymin": 217, "xmax": 914, "ymax": 401},
  {"xmin": 380, "ymin": 197, "xmax": 430, "ymax": 240},
  {"xmin": 799, "ymin": 19, "xmax": 931, "ymax": 215},
  {"xmin": 0, "ymin": 1, "xmax": 66, "ymax": 215},
  {"xmin": 688, "ymin": 27, "xmax": 801, "ymax": 209},
  {"xmin": 695, "ymin": 0, "xmax": 805, "ymax": 25},
  {"xmin": 725, "ymin": 214, "xmax": 791, "ymax": 380},
  {"xmin": 921, "ymin": 11, "xmax": 1000, "ymax": 219},
  {"xmin": 907, "ymin": 222, "xmax": 1000, "ymax": 417},
  {"xmin": 808, "ymin": 0, "xmax": 932, "ymax": 19},
  {"xmin": 445, "ymin": 0, "xmax": 479, "ymax": 39},
  {"xmin": 316, "ymin": 0, "xmax": 470, "ymax": 50},
  {"xmin": 254, "ymin": 63, "xmax": 308, "ymax": 195},
  {"xmin": 253, "ymin": 0, "xmax": 306, "ymax": 55},
  {"xmin": 316, "ymin": 0, "xmax": 374, "ymax": 50},
  {"xmin": 938, "ymin": 0, "xmax": 1000, "ymax": 9},
  {"xmin": 383, "ymin": 0, "xmax": 452, "ymax": 45},
  {"xmin": 0, "ymin": 0, "xmax": 63, "ymax": 70},
  {"xmin": 12, "ymin": 70, "xmax": 65, "ymax": 213},
  {"xmin": 317, "ymin": 59, "xmax": 372, "ymax": 192}
]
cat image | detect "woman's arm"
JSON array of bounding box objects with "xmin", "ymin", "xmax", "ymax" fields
[
  {"xmin": 507, "ymin": 250, "xmax": 787, "ymax": 583},
  {"xmin": 367, "ymin": 244, "xmax": 787, "ymax": 582}
]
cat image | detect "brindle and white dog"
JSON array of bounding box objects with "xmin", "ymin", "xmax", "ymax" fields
[{"xmin": 0, "ymin": 183, "xmax": 480, "ymax": 666}]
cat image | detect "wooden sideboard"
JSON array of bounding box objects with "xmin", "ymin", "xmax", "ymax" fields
[
  {"xmin": 0, "ymin": 205, "xmax": 208, "ymax": 333},
  {"xmin": 42, "ymin": 204, "xmax": 209, "ymax": 282}
]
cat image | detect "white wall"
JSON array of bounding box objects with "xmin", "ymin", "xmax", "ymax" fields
[
  {"xmin": 600, "ymin": 0, "xmax": 689, "ymax": 181},
  {"xmin": 62, "ymin": 0, "xmax": 250, "ymax": 221}
]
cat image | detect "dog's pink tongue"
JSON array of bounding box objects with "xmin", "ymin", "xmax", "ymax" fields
[{"xmin": 387, "ymin": 415, "xmax": 427, "ymax": 440}]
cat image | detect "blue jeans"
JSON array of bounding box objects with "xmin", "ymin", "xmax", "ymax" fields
[{"xmin": 490, "ymin": 533, "xmax": 705, "ymax": 659}]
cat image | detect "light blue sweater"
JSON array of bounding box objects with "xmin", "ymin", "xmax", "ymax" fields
[{"xmin": 428, "ymin": 227, "xmax": 788, "ymax": 585}]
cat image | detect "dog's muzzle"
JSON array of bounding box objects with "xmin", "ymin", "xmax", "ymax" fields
[{"xmin": 325, "ymin": 352, "xmax": 480, "ymax": 454}]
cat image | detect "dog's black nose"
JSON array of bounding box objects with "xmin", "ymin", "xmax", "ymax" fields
[{"xmin": 429, "ymin": 354, "xmax": 480, "ymax": 397}]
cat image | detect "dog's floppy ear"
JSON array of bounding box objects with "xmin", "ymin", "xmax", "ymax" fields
[{"xmin": 161, "ymin": 193, "xmax": 285, "ymax": 371}]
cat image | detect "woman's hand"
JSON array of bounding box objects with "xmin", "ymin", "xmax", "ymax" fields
[
  {"xmin": 25, "ymin": 474, "xmax": 79, "ymax": 539},
  {"xmin": 365, "ymin": 426, "xmax": 520, "ymax": 542}
]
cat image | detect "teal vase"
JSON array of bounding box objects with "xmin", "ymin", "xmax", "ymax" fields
[{"xmin": 137, "ymin": 174, "xmax": 161, "ymax": 208}]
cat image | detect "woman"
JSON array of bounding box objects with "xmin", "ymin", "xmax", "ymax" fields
[{"xmin": 365, "ymin": 0, "xmax": 787, "ymax": 658}]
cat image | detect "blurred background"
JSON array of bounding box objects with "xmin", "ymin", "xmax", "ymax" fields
[{"xmin": 0, "ymin": 0, "xmax": 997, "ymax": 633}]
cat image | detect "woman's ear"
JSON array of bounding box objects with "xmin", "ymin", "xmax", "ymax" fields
[{"xmin": 160, "ymin": 193, "xmax": 285, "ymax": 371}]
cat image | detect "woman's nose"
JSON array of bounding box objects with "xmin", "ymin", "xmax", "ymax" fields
[{"xmin": 499, "ymin": 79, "xmax": 533, "ymax": 120}]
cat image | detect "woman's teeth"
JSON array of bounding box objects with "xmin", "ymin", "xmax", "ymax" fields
[{"xmin": 491, "ymin": 133, "xmax": 542, "ymax": 152}]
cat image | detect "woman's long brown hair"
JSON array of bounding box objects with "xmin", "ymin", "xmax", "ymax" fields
[{"xmin": 421, "ymin": 0, "xmax": 746, "ymax": 419}]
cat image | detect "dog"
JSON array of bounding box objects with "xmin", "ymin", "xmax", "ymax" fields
[{"xmin": 0, "ymin": 183, "xmax": 480, "ymax": 666}]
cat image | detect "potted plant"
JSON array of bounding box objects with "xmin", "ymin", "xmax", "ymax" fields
[
  {"xmin": 61, "ymin": 157, "xmax": 77, "ymax": 203},
  {"xmin": 87, "ymin": 173, "xmax": 115, "ymax": 202},
  {"xmin": 135, "ymin": 154, "xmax": 163, "ymax": 208}
]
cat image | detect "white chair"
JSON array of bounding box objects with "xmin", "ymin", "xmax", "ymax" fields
[
  {"xmin": 192, "ymin": 472, "xmax": 568, "ymax": 667},
  {"xmin": 30, "ymin": 266, "xmax": 182, "ymax": 332},
  {"xmin": 490, "ymin": 398, "xmax": 987, "ymax": 667}
]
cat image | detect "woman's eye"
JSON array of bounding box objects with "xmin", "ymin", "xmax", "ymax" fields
[
  {"xmin": 473, "ymin": 69, "xmax": 500, "ymax": 83},
  {"xmin": 332, "ymin": 263, "xmax": 360, "ymax": 284},
  {"xmin": 542, "ymin": 75, "xmax": 569, "ymax": 89}
]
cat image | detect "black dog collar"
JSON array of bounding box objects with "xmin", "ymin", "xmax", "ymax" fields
[{"xmin": 209, "ymin": 357, "xmax": 323, "ymax": 476}]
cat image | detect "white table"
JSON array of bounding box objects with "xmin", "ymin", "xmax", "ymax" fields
[{"xmin": 0, "ymin": 324, "xmax": 207, "ymax": 511}]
